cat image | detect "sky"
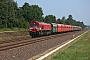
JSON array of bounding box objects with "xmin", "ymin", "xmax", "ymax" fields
[{"xmin": 14, "ymin": 0, "xmax": 90, "ymax": 25}]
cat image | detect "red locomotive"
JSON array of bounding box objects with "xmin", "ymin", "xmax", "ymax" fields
[{"xmin": 29, "ymin": 21, "xmax": 51, "ymax": 37}]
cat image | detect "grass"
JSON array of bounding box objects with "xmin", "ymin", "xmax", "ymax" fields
[
  {"xmin": 0, "ymin": 28, "xmax": 28, "ymax": 32},
  {"xmin": 49, "ymin": 30, "xmax": 90, "ymax": 60}
]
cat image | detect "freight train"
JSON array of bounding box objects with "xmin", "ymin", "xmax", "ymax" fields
[{"xmin": 29, "ymin": 21, "xmax": 82, "ymax": 37}]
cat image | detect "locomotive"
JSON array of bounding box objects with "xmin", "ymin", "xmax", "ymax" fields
[{"xmin": 29, "ymin": 21, "xmax": 82, "ymax": 37}]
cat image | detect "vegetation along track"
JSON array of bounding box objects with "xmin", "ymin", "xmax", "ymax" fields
[
  {"xmin": 0, "ymin": 31, "xmax": 76, "ymax": 51},
  {"xmin": 0, "ymin": 30, "xmax": 31, "ymax": 42}
]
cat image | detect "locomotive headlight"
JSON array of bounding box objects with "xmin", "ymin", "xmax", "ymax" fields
[
  {"xmin": 40, "ymin": 28, "xmax": 41, "ymax": 30},
  {"xmin": 36, "ymin": 27, "xmax": 38, "ymax": 29},
  {"xmin": 36, "ymin": 27, "xmax": 38, "ymax": 30}
]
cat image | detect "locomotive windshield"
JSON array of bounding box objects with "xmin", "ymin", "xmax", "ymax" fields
[
  {"xmin": 35, "ymin": 24, "xmax": 39, "ymax": 27},
  {"xmin": 30, "ymin": 24, "xmax": 39, "ymax": 27},
  {"xmin": 30, "ymin": 24, "xmax": 34, "ymax": 27}
]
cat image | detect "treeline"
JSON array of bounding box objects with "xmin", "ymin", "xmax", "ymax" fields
[{"xmin": 0, "ymin": 0, "xmax": 85, "ymax": 29}]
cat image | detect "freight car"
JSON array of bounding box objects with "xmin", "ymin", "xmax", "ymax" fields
[
  {"xmin": 29, "ymin": 21, "xmax": 82, "ymax": 37},
  {"xmin": 51, "ymin": 23, "xmax": 57, "ymax": 34}
]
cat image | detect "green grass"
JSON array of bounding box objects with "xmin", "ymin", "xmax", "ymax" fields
[{"xmin": 50, "ymin": 30, "xmax": 90, "ymax": 60}]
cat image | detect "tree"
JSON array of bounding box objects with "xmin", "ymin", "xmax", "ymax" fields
[
  {"xmin": 0, "ymin": 1, "xmax": 44, "ymax": 29},
  {"xmin": 67, "ymin": 14, "xmax": 73, "ymax": 25},
  {"xmin": 44, "ymin": 15, "xmax": 56, "ymax": 23},
  {"xmin": 76, "ymin": 21, "xmax": 85, "ymax": 28},
  {"xmin": 0, "ymin": 0, "xmax": 7, "ymax": 28},
  {"xmin": 21, "ymin": 3, "xmax": 43, "ymax": 22},
  {"xmin": 57, "ymin": 18, "xmax": 61, "ymax": 23}
]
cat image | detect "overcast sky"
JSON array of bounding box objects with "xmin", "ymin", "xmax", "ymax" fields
[{"xmin": 14, "ymin": 0, "xmax": 90, "ymax": 25}]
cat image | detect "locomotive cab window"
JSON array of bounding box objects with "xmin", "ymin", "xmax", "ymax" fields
[
  {"xmin": 30, "ymin": 24, "xmax": 39, "ymax": 27},
  {"xmin": 30, "ymin": 24, "xmax": 34, "ymax": 27},
  {"xmin": 35, "ymin": 24, "xmax": 39, "ymax": 27}
]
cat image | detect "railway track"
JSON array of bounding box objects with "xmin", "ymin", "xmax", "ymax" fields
[{"xmin": 0, "ymin": 31, "xmax": 77, "ymax": 51}]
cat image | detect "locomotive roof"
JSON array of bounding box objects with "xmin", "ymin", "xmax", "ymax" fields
[{"xmin": 31, "ymin": 21, "xmax": 50, "ymax": 24}]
